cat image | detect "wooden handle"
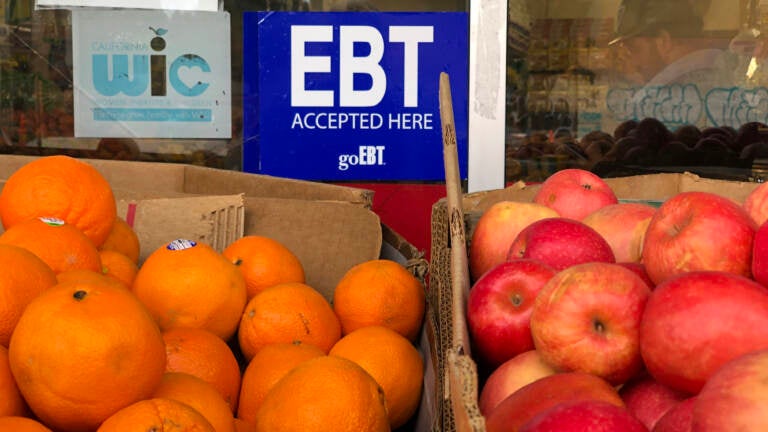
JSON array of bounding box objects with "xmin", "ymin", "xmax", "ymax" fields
[{"xmin": 439, "ymin": 72, "xmax": 472, "ymax": 357}]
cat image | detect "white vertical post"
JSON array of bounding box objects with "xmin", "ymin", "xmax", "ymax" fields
[{"xmin": 468, "ymin": 0, "xmax": 507, "ymax": 193}]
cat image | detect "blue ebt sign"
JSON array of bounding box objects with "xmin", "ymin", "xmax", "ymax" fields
[{"xmin": 242, "ymin": 12, "xmax": 469, "ymax": 181}]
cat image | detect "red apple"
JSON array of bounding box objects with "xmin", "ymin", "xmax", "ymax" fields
[
  {"xmin": 478, "ymin": 350, "xmax": 558, "ymax": 417},
  {"xmin": 619, "ymin": 373, "xmax": 689, "ymax": 430},
  {"xmin": 752, "ymin": 220, "xmax": 768, "ymax": 286},
  {"xmin": 485, "ymin": 372, "xmax": 624, "ymax": 432},
  {"xmin": 691, "ymin": 349, "xmax": 768, "ymax": 431},
  {"xmin": 582, "ymin": 202, "xmax": 656, "ymax": 263},
  {"xmin": 519, "ymin": 399, "xmax": 649, "ymax": 432},
  {"xmin": 641, "ymin": 191, "xmax": 756, "ymax": 285},
  {"xmin": 530, "ymin": 262, "xmax": 651, "ymax": 385},
  {"xmin": 617, "ymin": 262, "xmax": 655, "ymax": 289},
  {"xmin": 640, "ymin": 271, "xmax": 768, "ymax": 394},
  {"xmin": 506, "ymin": 217, "xmax": 615, "ymax": 271},
  {"xmin": 467, "ymin": 259, "xmax": 557, "ymax": 368},
  {"xmin": 652, "ymin": 397, "xmax": 695, "ymax": 432},
  {"xmin": 532, "ymin": 168, "xmax": 619, "ymax": 220},
  {"xmin": 469, "ymin": 201, "xmax": 558, "ymax": 281},
  {"xmin": 743, "ymin": 181, "xmax": 768, "ymax": 226}
]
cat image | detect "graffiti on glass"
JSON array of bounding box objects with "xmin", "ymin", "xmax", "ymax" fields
[{"xmin": 607, "ymin": 85, "xmax": 768, "ymax": 129}]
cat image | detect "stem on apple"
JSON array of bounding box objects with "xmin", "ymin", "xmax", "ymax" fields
[{"xmin": 593, "ymin": 318, "xmax": 606, "ymax": 334}]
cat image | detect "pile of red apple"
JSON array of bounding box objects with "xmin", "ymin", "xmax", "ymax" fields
[{"xmin": 466, "ymin": 168, "xmax": 768, "ymax": 432}]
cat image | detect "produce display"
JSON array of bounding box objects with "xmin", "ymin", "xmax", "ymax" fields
[
  {"xmin": 507, "ymin": 119, "xmax": 768, "ymax": 183},
  {"xmin": 0, "ymin": 155, "xmax": 427, "ymax": 432},
  {"xmin": 468, "ymin": 166, "xmax": 768, "ymax": 431}
]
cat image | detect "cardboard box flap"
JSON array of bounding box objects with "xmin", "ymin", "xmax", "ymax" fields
[
  {"xmin": 0, "ymin": 155, "xmax": 374, "ymax": 208},
  {"xmin": 448, "ymin": 351, "xmax": 485, "ymax": 432},
  {"xmin": 462, "ymin": 172, "xmax": 762, "ymax": 216},
  {"xmin": 0, "ymin": 155, "xmax": 188, "ymax": 194},
  {"xmin": 112, "ymin": 187, "xmax": 198, "ymax": 200},
  {"xmin": 381, "ymin": 223, "xmax": 428, "ymax": 283},
  {"xmin": 415, "ymin": 307, "xmax": 440, "ymax": 432},
  {"xmin": 462, "ymin": 180, "xmax": 536, "ymax": 213},
  {"xmin": 604, "ymin": 173, "xmax": 687, "ymax": 201},
  {"xmin": 182, "ymin": 165, "xmax": 375, "ymax": 208},
  {"xmin": 0, "ymin": 180, "xmax": 245, "ymax": 264},
  {"xmin": 241, "ymin": 196, "xmax": 382, "ymax": 302},
  {"xmin": 675, "ymin": 172, "xmax": 759, "ymax": 203},
  {"xmin": 93, "ymin": 159, "xmax": 188, "ymax": 194},
  {"xmin": 119, "ymin": 194, "xmax": 245, "ymax": 263}
]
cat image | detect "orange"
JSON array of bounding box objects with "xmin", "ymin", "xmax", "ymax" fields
[
  {"xmin": 222, "ymin": 235, "xmax": 305, "ymax": 300},
  {"xmin": 99, "ymin": 216, "xmax": 140, "ymax": 264},
  {"xmin": 0, "ymin": 155, "xmax": 116, "ymax": 247},
  {"xmin": 253, "ymin": 355, "xmax": 389, "ymax": 432},
  {"xmin": 163, "ymin": 327, "xmax": 243, "ymax": 412},
  {"xmin": 97, "ymin": 398, "xmax": 214, "ymax": 432},
  {"xmin": 0, "ymin": 217, "xmax": 102, "ymax": 274},
  {"xmin": 132, "ymin": 239, "xmax": 247, "ymax": 341},
  {"xmin": 238, "ymin": 282, "xmax": 341, "ymax": 361},
  {"xmin": 56, "ymin": 268, "xmax": 128, "ymax": 290},
  {"xmin": 0, "ymin": 244, "xmax": 58, "ymax": 346},
  {"xmin": 234, "ymin": 418, "xmax": 257, "ymax": 432},
  {"xmin": 0, "ymin": 417, "xmax": 52, "ymax": 432},
  {"xmin": 330, "ymin": 325, "xmax": 424, "ymax": 429},
  {"xmin": 152, "ymin": 372, "xmax": 236, "ymax": 432},
  {"xmin": 237, "ymin": 342, "xmax": 325, "ymax": 424},
  {"xmin": 98, "ymin": 249, "xmax": 138, "ymax": 288},
  {"xmin": 8, "ymin": 280, "xmax": 167, "ymax": 431},
  {"xmin": 0, "ymin": 346, "xmax": 27, "ymax": 417},
  {"xmin": 333, "ymin": 259, "xmax": 426, "ymax": 342}
]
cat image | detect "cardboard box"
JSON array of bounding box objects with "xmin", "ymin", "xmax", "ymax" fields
[
  {"xmin": 0, "ymin": 155, "xmax": 379, "ymax": 299},
  {"xmin": 0, "ymin": 155, "xmax": 440, "ymax": 432},
  {"xmin": 0, "ymin": 178, "xmax": 247, "ymax": 267},
  {"xmin": 430, "ymin": 172, "xmax": 762, "ymax": 432},
  {"xmin": 0, "ymin": 156, "xmax": 373, "ymax": 206}
]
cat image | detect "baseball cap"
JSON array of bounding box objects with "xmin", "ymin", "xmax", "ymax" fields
[{"xmin": 609, "ymin": 0, "xmax": 706, "ymax": 45}]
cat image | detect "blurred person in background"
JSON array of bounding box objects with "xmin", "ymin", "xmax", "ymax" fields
[
  {"xmin": 330, "ymin": 0, "xmax": 379, "ymax": 11},
  {"xmin": 609, "ymin": 0, "xmax": 735, "ymax": 87}
]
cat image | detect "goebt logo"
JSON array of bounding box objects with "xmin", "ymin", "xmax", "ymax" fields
[{"xmin": 92, "ymin": 27, "xmax": 210, "ymax": 97}]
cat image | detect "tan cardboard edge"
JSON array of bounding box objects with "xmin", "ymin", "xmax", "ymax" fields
[
  {"xmin": 415, "ymin": 306, "xmax": 442, "ymax": 432},
  {"xmin": 449, "ymin": 351, "xmax": 486, "ymax": 432},
  {"xmin": 180, "ymin": 163, "xmax": 375, "ymax": 208},
  {"xmin": 439, "ymin": 72, "xmax": 472, "ymax": 358},
  {"xmin": 382, "ymin": 222, "xmax": 438, "ymax": 432},
  {"xmin": 0, "ymin": 155, "xmax": 384, "ymax": 300},
  {"xmin": 462, "ymin": 171, "xmax": 762, "ymax": 215},
  {"xmin": 0, "ymin": 182, "xmax": 246, "ymax": 263},
  {"xmin": 0, "ymin": 155, "xmax": 374, "ymax": 207},
  {"xmin": 240, "ymin": 196, "xmax": 382, "ymax": 303},
  {"xmin": 0, "ymin": 155, "xmax": 188, "ymax": 193},
  {"xmin": 119, "ymin": 194, "xmax": 245, "ymax": 264},
  {"xmin": 439, "ymin": 72, "xmax": 476, "ymax": 432},
  {"xmin": 382, "ymin": 222, "xmax": 429, "ymax": 284},
  {"xmin": 428, "ymin": 196, "xmax": 455, "ymax": 431},
  {"xmin": 675, "ymin": 171, "xmax": 758, "ymax": 204}
]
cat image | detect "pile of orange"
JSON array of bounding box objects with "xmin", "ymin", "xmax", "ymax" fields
[{"xmin": 0, "ymin": 155, "xmax": 428, "ymax": 432}]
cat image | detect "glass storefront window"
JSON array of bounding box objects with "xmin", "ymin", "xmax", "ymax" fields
[
  {"xmin": 10, "ymin": 0, "xmax": 760, "ymax": 187},
  {"xmin": 0, "ymin": 0, "xmax": 467, "ymax": 171},
  {"xmin": 506, "ymin": 0, "xmax": 768, "ymax": 184}
]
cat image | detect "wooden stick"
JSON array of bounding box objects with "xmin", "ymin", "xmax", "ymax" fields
[
  {"xmin": 439, "ymin": 72, "xmax": 472, "ymax": 358},
  {"xmin": 441, "ymin": 71, "xmax": 485, "ymax": 432}
]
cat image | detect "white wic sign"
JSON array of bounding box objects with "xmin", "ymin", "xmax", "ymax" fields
[{"xmin": 36, "ymin": 0, "xmax": 218, "ymax": 11}]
